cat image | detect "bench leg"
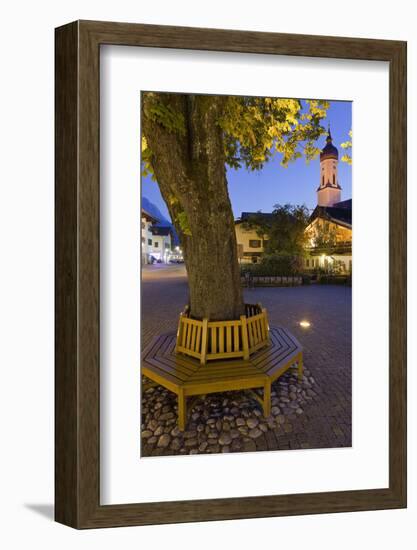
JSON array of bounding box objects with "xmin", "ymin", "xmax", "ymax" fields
[
  {"xmin": 263, "ymin": 381, "xmax": 271, "ymax": 417},
  {"xmin": 297, "ymin": 352, "xmax": 303, "ymax": 382},
  {"xmin": 178, "ymin": 389, "xmax": 186, "ymax": 431}
]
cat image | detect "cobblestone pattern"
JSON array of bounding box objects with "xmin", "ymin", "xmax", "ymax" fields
[{"xmin": 141, "ymin": 265, "xmax": 352, "ymax": 456}]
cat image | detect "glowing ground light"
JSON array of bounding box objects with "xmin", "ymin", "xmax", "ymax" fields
[{"xmin": 299, "ymin": 320, "xmax": 311, "ymax": 328}]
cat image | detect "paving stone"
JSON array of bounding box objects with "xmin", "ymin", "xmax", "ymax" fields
[
  {"xmin": 157, "ymin": 434, "xmax": 171, "ymax": 448},
  {"xmin": 247, "ymin": 418, "xmax": 259, "ymax": 429},
  {"xmin": 199, "ymin": 441, "xmax": 208, "ymax": 452},
  {"xmin": 141, "ymin": 273, "xmax": 352, "ymax": 457},
  {"xmin": 249, "ymin": 427, "xmax": 263, "ymax": 439}
]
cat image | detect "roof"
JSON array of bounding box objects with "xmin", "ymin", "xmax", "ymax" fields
[
  {"xmin": 141, "ymin": 208, "xmax": 159, "ymax": 224},
  {"xmin": 150, "ymin": 225, "xmax": 172, "ymax": 236},
  {"xmin": 236, "ymin": 212, "xmax": 274, "ymax": 224},
  {"xmin": 333, "ymin": 199, "xmax": 352, "ymax": 209},
  {"xmin": 309, "ymin": 203, "xmax": 352, "ymax": 229},
  {"xmin": 320, "ymin": 128, "xmax": 338, "ymax": 161}
]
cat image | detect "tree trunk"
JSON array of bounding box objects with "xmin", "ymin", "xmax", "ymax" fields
[{"xmin": 142, "ymin": 93, "xmax": 244, "ymax": 321}]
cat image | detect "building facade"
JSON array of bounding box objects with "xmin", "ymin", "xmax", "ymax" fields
[
  {"xmin": 235, "ymin": 213, "xmax": 271, "ymax": 264},
  {"xmin": 304, "ymin": 128, "xmax": 352, "ymax": 273},
  {"xmin": 317, "ymin": 128, "xmax": 342, "ymax": 207},
  {"xmin": 148, "ymin": 226, "xmax": 173, "ymax": 263},
  {"xmin": 233, "ymin": 128, "xmax": 352, "ymax": 274},
  {"xmin": 304, "ymin": 200, "xmax": 352, "ymax": 273},
  {"xmin": 141, "ymin": 208, "xmax": 159, "ymax": 264}
]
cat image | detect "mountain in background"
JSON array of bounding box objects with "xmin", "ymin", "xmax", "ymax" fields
[
  {"xmin": 142, "ymin": 196, "xmax": 179, "ymax": 246},
  {"xmin": 142, "ymin": 196, "xmax": 171, "ymax": 224}
]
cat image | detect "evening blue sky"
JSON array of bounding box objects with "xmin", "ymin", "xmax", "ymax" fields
[{"xmin": 141, "ymin": 99, "xmax": 352, "ymax": 221}]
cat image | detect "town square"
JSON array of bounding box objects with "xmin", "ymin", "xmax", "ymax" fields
[
  {"xmin": 140, "ymin": 93, "xmax": 352, "ymax": 457},
  {"xmin": 141, "ymin": 263, "xmax": 351, "ymax": 455}
]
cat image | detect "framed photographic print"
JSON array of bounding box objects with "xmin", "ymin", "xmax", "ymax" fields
[{"xmin": 55, "ymin": 20, "xmax": 406, "ymax": 528}]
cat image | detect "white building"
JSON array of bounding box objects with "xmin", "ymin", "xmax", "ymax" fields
[
  {"xmin": 149, "ymin": 226, "xmax": 173, "ymax": 263},
  {"xmin": 141, "ymin": 208, "xmax": 159, "ymax": 264}
]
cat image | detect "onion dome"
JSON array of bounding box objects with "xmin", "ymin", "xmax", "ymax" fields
[{"xmin": 320, "ymin": 126, "xmax": 338, "ymax": 161}]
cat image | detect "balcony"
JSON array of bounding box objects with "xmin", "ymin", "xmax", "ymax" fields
[{"xmin": 306, "ymin": 240, "xmax": 352, "ymax": 255}]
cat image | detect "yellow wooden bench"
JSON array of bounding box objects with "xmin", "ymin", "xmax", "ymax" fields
[
  {"xmin": 142, "ymin": 326, "xmax": 303, "ymax": 430},
  {"xmin": 175, "ymin": 303, "xmax": 270, "ymax": 364}
]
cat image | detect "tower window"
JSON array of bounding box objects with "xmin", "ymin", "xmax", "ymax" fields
[
  {"xmin": 333, "ymin": 174, "xmax": 335, "ymax": 185},
  {"xmin": 322, "ymin": 175, "xmax": 324, "ymax": 185}
]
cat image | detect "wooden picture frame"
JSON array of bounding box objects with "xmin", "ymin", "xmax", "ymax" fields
[{"xmin": 55, "ymin": 20, "xmax": 407, "ymax": 528}]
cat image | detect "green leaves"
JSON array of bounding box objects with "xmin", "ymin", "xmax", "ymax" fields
[
  {"xmin": 141, "ymin": 136, "xmax": 155, "ymax": 179},
  {"xmin": 141, "ymin": 93, "xmax": 187, "ymax": 181},
  {"xmin": 144, "ymin": 99, "xmax": 186, "ymax": 136},
  {"xmin": 341, "ymin": 129, "xmax": 352, "ymax": 165},
  {"xmin": 141, "ymin": 92, "xmax": 332, "ymax": 205},
  {"xmin": 218, "ymin": 96, "xmax": 329, "ymax": 171},
  {"xmin": 176, "ymin": 211, "xmax": 192, "ymax": 236}
]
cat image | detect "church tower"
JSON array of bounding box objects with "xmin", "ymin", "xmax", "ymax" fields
[{"xmin": 317, "ymin": 126, "xmax": 342, "ymax": 207}]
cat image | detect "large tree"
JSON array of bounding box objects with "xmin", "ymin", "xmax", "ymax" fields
[{"xmin": 142, "ymin": 93, "xmax": 328, "ymax": 320}]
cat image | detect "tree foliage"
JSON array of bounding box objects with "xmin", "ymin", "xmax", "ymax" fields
[
  {"xmin": 341, "ymin": 129, "xmax": 352, "ymax": 165},
  {"xmin": 307, "ymin": 220, "xmax": 338, "ymax": 253},
  {"xmin": 142, "ymin": 94, "xmax": 329, "ymax": 177},
  {"xmin": 218, "ymin": 97, "xmax": 329, "ymax": 170}
]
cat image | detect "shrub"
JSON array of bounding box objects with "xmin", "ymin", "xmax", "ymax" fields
[
  {"xmin": 301, "ymin": 274, "xmax": 312, "ymax": 285},
  {"xmin": 319, "ymin": 275, "xmax": 351, "ymax": 286},
  {"xmin": 240, "ymin": 253, "xmax": 303, "ymax": 277}
]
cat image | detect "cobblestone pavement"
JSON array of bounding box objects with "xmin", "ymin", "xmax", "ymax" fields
[{"xmin": 141, "ymin": 264, "xmax": 352, "ymax": 456}]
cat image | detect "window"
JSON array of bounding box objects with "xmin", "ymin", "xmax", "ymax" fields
[
  {"xmin": 154, "ymin": 242, "xmax": 159, "ymax": 248},
  {"xmin": 322, "ymin": 175, "xmax": 324, "ymax": 185},
  {"xmin": 249, "ymin": 239, "xmax": 261, "ymax": 248},
  {"xmin": 141, "ymin": 237, "xmax": 145, "ymax": 244},
  {"xmin": 333, "ymin": 174, "xmax": 335, "ymax": 185},
  {"xmin": 148, "ymin": 238, "xmax": 152, "ymax": 245},
  {"xmin": 306, "ymin": 259, "xmax": 310, "ymax": 267}
]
